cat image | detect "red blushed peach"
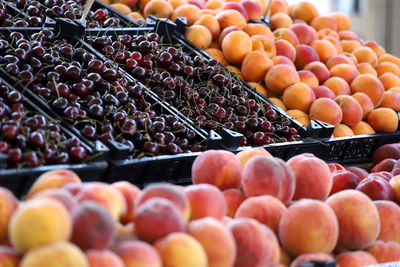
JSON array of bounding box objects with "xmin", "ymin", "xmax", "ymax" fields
[
  {"xmin": 371, "ymin": 158, "xmax": 397, "ymax": 173},
  {"xmin": 134, "ymin": 197, "xmax": 185, "ymax": 243},
  {"xmin": 0, "ymin": 188, "xmax": 18, "ymax": 242},
  {"xmin": 374, "ymin": 200, "xmax": 400, "ymax": 243},
  {"xmin": 275, "ymin": 39, "xmax": 296, "ymax": 62},
  {"xmin": 235, "ymin": 195, "xmax": 287, "ymax": 236},
  {"xmin": 367, "ymin": 240, "xmax": 400, "ymax": 263},
  {"xmin": 380, "ymin": 91, "xmax": 400, "ymax": 111},
  {"xmin": 265, "ymin": 64, "xmax": 300, "ymax": 94},
  {"xmin": 313, "ymin": 86, "xmax": 335, "ymax": 99},
  {"xmin": 236, "ymin": 147, "xmax": 272, "ymax": 167},
  {"xmin": 351, "ymin": 74, "xmax": 385, "ymax": 108},
  {"xmin": 289, "ymin": 23, "xmax": 315, "ymax": 45},
  {"xmin": 330, "ymin": 170, "xmax": 361, "ymax": 195},
  {"xmin": 309, "ymin": 98, "xmax": 343, "ymax": 126},
  {"xmin": 86, "ymin": 250, "xmax": 124, "ymax": 267},
  {"xmin": 273, "ymin": 28, "xmax": 300, "ymax": 47},
  {"xmin": 334, "ymin": 95, "xmax": 363, "ymax": 126},
  {"xmin": 367, "ymin": 108, "xmax": 399, "ymax": 133},
  {"xmin": 188, "ymin": 217, "xmax": 236, "ymax": 267},
  {"xmin": 328, "ymin": 163, "xmax": 346, "ymax": 173},
  {"xmin": 310, "ymin": 15, "xmax": 338, "ymax": 31},
  {"xmin": 134, "ymin": 183, "xmax": 190, "ymax": 222},
  {"xmin": 287, "ymin": 153, "xmax": 332, "ymax": 200},
  {"xmin": 339, "ymin": 30, "xmax": 361, "ymax": 41},
  {"xmin": 352, "ymin": 92, "xmax": 374, "ymax": 120},
  {"xmin": 373, "ymin": 143, "xmax": 400, "ymax": 165},
  {"xmin": 282, "ymin": 82, "xmax": 316, "ymax": 113},
  {"xmin": 290, "ymin": 253, "xmax": 334, "ymax": 267},
  {"xmin": 185, "ymin": 184, "xmax": 227, "ymax": 220},
  {"xmin": 32, "ymin": 188, "xmax": 76, "ymax": 213},
  {"xmin": 228, "ymin": 218, "xmax": 280, "ymax": 266},
  {"xmin": 346, "ymin": 166, "xmax": 369, "ymax": 180},
  {"xmin": 336, "ymin": 251, "xmax": 377, "ymax": 267},
  {"xmin": 191, "ymin": 150, "xmax": 242, "ymax": 190},
  {"xmin": 356, "ymin": 176, "xmax": 395, "ymax": 201},
  {"xmin": 330, "ymin": 63, "xmax": 360, "ymax": 84},
  {"xmin": 364, "ymin": 40, "xmax": 386, "ymax": 57},
  {"xmin": 311, "ymin": 39, "xmax": 338, "ymax": 62},
  {"xmin": 111, "ymin": 181, "xmax": 141, "ymax": 224},
  {"xmin": 390, "ymin": 175, "xmax": 400, "ymax": 204},
  {"xmin": 223, "ymin": 189, "xmax": 246, "ymax": 218},
  {"xmin": 299, "ymin": 70, "xmax": 319, "ymax": 89},
  {"xmin": 303, "ymin": 61, "xmax": 330, "ymax": 84},
  {"xmin": 0, "ymin": 246, "xmax": 20, "ymax": 267},
  {"xmin": 279, "ymin": 199, "xmax": 339, "ymax": 256},
  {"xmin": 326, "ymin": 55, "xmax": 355, "ymax": 70},
  {"xmin": 326, "ymin": 190, "xmax": 381, "ymax": 251},
  {"xmin": 294, "ymin": 44, "xmax": 320, "ymax": 69},
  {"xmin": 112, "ymin": 240, "xmax": 162, "ymax": 267}
]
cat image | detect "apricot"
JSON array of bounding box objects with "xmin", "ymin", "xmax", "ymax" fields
[
  {"xmin": 351, "ymin": 92, "xmax": 374, "ymax": 120},
  {"xmin": 303, "ymin": 61, "xmax": 330, "ymax": 84},
  {"xmin": 326, "ymin": 55, "xmax": 355, "ymax": 69},
  {"xmin": 333, "ymin": 124, "xmax": 354, "ymax": 137},
  {"xmin": 269, "ymin": 97, "xmax": 286, "ymax": 110},
  {"xmin": 310, "ymin": 39, "xmax": 337, "ymax": 62},
  {"xmin": 205, "ymin": 0, "xmax": 223, "ymax": 9},
  {"xmin": 0, "ymin": 188, "xmax": 18, "ymax": 242},
  {"xmin": 251, "ymin": 35, "xmax": 277, "ymax": 58},
  {"xmin": 218, "ymin": 25, "xmax": 242, "ymax": 44},
  {"xmin": 155, "ymin": 233, "xmax": 207, "ymax": 267},
  {"xmin": 249, "ymin": 82, "xmax": 268, "ymax": 97},
  {"xmin": 216, "ymin": 9, "xmax": 246, "ymax": 30},
  {"xmin": 0, "ymin": 246, "xmax": 19, "ymax": 267},
  {"xmin": 351, "ymin": 74, "xmax": 385, "ymax": 107},
  {"xmin": 128, "ymin": 11, "xmax": 145, "ymax": 21},
  {"xmin": 86, "ymin": 250, "xmax": 124, "ymax": 267},
  {"xmin": 339, "ymin": 30, "xmax": 361, "ymax": 41},
  {"xmin": 336, "ymin": 251, "xmax": 377, "ymax": 267},
  {"xmin": 340, "ymin": 51, "xmax": 358, "ymax": 65},
  {"xmin": 390, "ymin": 86, "xmax": 400, "ymax": 94},
  {"xmin": 272, "ymin": 55, "xmax": 296, "ymax": 68},
  {"xmin": 318, "ymin": 28, "xmax": 339, "ymax": 40},
  {"xmin": 326, "ymin": 190, "xmax": 380, "ymax": 250},
  {"xmin": 294, "ymin": 44, "xmax": 320, "ymax": 69},
  {"xmin": 205, "ymin": 48, "xmax": 228, "ymax": 66},
  {"xmin": 188, "ymin": 217, "xmax": 236, "ymax": 267},
  {"xmin": 110, "ymin": 3, "xmax": 131, "ymax": 14},
  {"xmin": 273, "ymin": 28, "xmax": 300, "ymax": 46},
  {"xmin": 323, "ymin": 35, "xmax": 343, "ymax": 54},
  {"xmin": 243, "ymin": 23, "xmax": 274, "ymax": 39},
  {"xmin": 376, "ymin": 61, "xmax": 400, "ymax": 77},
  {"xmin": 235, "ymin": 147, "xmax": 272, "ymax": 167},
  {"xmin": 143, "ymin": 0, "xmax": 173, "ymax": 18},
  {"xmin": 364, "ymin": 40, "xmax": 385, "ymax": 57},
  {"xmin": 226, "ymin": 65, "xmax": 242, "ymax": 78},
  {"xmin": 380, "ymin": 91, "xmax": 400, "ymax": 111},
  {"xmin": 379, "ymin": 72, "xmax": 400, "ymax": 90},
  {"xmin": 298, "ymin": 70, "xmax": 319, "ymax": 89},
  {"xmin": 269, "ymin": 0, "xmax": 288, "ymax": 15},
  {"xmin": 289, "ymin": 23, "xmax": 316, "ymax": 45},
  {"xmin": 185, "ymin": 25, "xmax": 212, "ymax": 49},
  {"xmin": 330, "ymin": 63, "xmax": 360, "ymax": 84},
  {"xmin": 195, "ymin": 14, "xmax": 220, "ymax": 41},
  {"xmin": 270, "ymin": 13, "xmax": 292, "ymax": 30},
  {"xmin": 351, "ymin": 121, "xmax": 376, "ymax": 135},
  {"xmin": 171, "ymin": 4, "xmax": 201, "ymax": 25},
  {"xmin": 367, "ymin": 240, "xmax": 400, "ymax": 263},
  {"xmin": 331, "ymin": 12, "xmax": 351, "ymax": 31},
  {"xmin": 334, "ymin": 95, "xmax": 363, "ymax": 126},
  {"xmin": 367, "ymin": 107, "xmax": 399, "ymax": 133},
  {"xmin": 241, "ymin": 51, "xmax": 273, "ymax": 82},
  {"xmin": 290, "ymin": 2, "xmax": 319, "ymax": 23},
  {"xmin": 265, "ymin": 64, "xmax": 299, "ymax": 94},
  {"xmin": 309, "ymin": 97, "xmax": 343, "ymax": 126},
  {"xmin": 356, "ymin": 63, "xmax": 377, "ymax": 77},
  {"xmin": 235, "ymin": 195, "xmax": 287, "ymax": 235},
  {"xmin": 112, "ymin": 240, "xmax": 162, "ymax": 267},
  {"xmin": 379, "ymin": 53, "xmax": 400, "ymax": 66},
  {"xmin": 275, "ymin": 39, "xmax": 296, "ymax": 62},
  {"xmin": 312, "ymin": 85, "xmax": 335, "ymax": 99},
  {"xmin": 282, "ymin": 82, "xmax": 316, "ymax": 113},
  {"xmin": 279, "ymin": 199, "xmax": 338, "ymax": 256},
  {"xmin": 221, "ymin": 31, "xmax": 252, "ymax": 64},
  {"xmin": 111, "ymin": 182, "xmax": 140, "ymax": 225},
  {"xmin": 341, "ymin": 40, "xmax": 362, "ymax": 53},
  {"xmin": 286, "ymin": 109, "xmax": 310, "ymax": 127}
]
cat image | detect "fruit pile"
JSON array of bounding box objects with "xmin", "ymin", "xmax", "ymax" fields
[
  {"xmin": 87, "ymin": 32, "xmax": 302, "ymax": 146},
  {"xmin": 0, "ymin": 2, "xmax": 45, "ymax": 27},
  {"xmin": 2, "ymin": 146, "xmax": 400, "ymax": 266},
  {"xmin": 112, "ymin": 0, "xmax": 400, "ymax": 137},
  {"xmin": 7, "ymin": 0, "xmax": 130, "ymax": 28},
  {"xmin": 0, "ymin": 29, "xmax": 204, "ymax": 158},
  {"xmin": 0, "ymin": 80, "xmax": 89, "ymax": 167}
]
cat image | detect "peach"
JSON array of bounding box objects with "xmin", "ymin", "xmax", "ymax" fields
[
  {"xmin": 273, "ymin": 28, "xmax": 300, "ymax": 47},
  {"xmin": 311, "ymin": 15, "xmax": 338, "ymax": 31},
  {"xmin": 143, "ymin": 0, "xmax": 173, "ymax": 18},
  {"xmin": 9, "ymin": 198, "xmax": 71, "ymax": 253},
  {"xmin": 0, "ymin": 188, "xmax": 18, "ymax": 242},
  {"xmin": 265, "ymin": 64, "xmax": 300, "ymax": 94},
  {"xmin": 357, "ymin": 62, "xmax": 377, "ymax": 76},
  {"xmin": 323, "ymin": 36, "xmax": 343, "ymax": 54},
  {"xmin": 185, "ymin": 25, "xmax": 212, "ymax": 49},
  {"xmin": 280, "ymin": 247, "xmax": 292, "ymax": 267},
  {"xmin": 134, "ymin": 198, "xmax": 185, "ymax": 243},
  {"xmin": 328, "ymin": 163, "xmax": 346, "ymax": 173},
  {"xmin": 223, "ymin": 189, "xmax": 246, "ymax": 218},
  {"xmin": 367, "ymin": 240, "xmax": 400, "ymax": 263},
  {"xmin": 326, "ymin": 55, "xmax": 355, "ymax": 69},
  {"xmin": 290, "ymin": 253, "xmax": 334, "ymax": 267},
  {"xmin": 368, "ymin": 108, "xmax": 399, "ymax": 133},
  {"xmin": 331, "ymin": 12, "xmax": 351, "ymax": 31},
  {"xmin": 364, "ymin": 40, "xmax": 386, "ymax": 57},
  {"xmin": 251, "ymin": 35, "xmax": 277, "ymax": 57},
  {"xmin": 20, "ymin": 242, "xmax": 88, "ymax": 267},
  {"xmin": 351, "ymin": 74, "xmax": 385, "ymax": 107},
  {"xmin": 112, "ymin": 240, "xmax": 162, "ymax": 267},
  {"xmin": 76, "ymin": 182, "xmax": 126, "ymax": 221},
  {"xmin": 374, "ymin": 200, "xmax": 400, "ymax": 242},
  {"xmin": 171, "ymin": 4, "xmax": 201, "ymax": 25},
  {"xmin": 216, "ymin": 9, "xmax": 246, "ymax": 30},
  {"xmin": 112, "ymin": 182, "xmax": 141, "ymax": 224},
  {"xmin": 311, "ymin": 40, "xmax": 337, "ymax": 63},
  {"xmin": 86, "ymin": 250, "xmax": 124, "ymax": 267},
  {"xmin": 195, "ymin": 14, "xmax": 221, "ymax": 41},
  {"xmin": 235, "ymin": 147, "xmax": 272, "ymax": 167},
  {"xmin": 188, "ymin": 217, "xmax": 236, "ymax": 267},
  {"xmin": 282, "ymin": 82, "xmax": 316, "ymax": 113},
  {"xmin": 373, "ymin": 143, "xmax": 400, "ymax": 165},
  {"xmin": 376, "ymin": 61, "xmax": 400, "ymax": 77},
  {"xmin": 191, "ymin": 150, "xmax": 242, "ymax": 190},
  {"xmin": 32, "ymin": 188, "xmax": 76, "ymax": 213},
  {"xmin": 0, "ymin": 246, "xmax": 19, "ymax": 267},
  {"xmin": 279, "ymin": 199, "xmax": 338, "ymax": 256},
  {"xmin": 243, "ymin": 23, "xmax": 274, "ymax": 39},
  {"xmin": 351, "ymin": 121, "xmax": 376, "ymax": 135},
  {"xmin": 298, "ymin": 70, "xmax": 319, "ymax": 89},
  {"xmin": 346, "ymin": 166, "xmax": 369, "ymax": 180},
  {"xmin": 341, "ymin": 40, "xmax": 362, "ymax": 53},
  {"xmin": 221, "ymin": 31, "xmax": 252, "ymax": 64},
  {"xmin": 269, "ymin": 97, "xmax": 287, "ymax": 110},
  {"xmin": 330, "ymin": 170, "xmax": 361, "ymax": 195},
  {"xmin": 272, "ymin": 55, "xmax": 296, "ymax": 68},
  {"xmin": 312, "ymin": 85, "xmax": 335, "ymax": 99},
  {"xmin": 228, "ymin": 218, "xmax": 280, "ymax": 266},
  {"xmin": 287, "ymin": 153, "xmax": 332, "ymax": 200},
  {"xmin": 26, "ymin": 169, "xmax": 81, "ymax": 199},
  {"xmin": 336, "ymin": 251, "xmax": 377, "ymax": 267},
  {"xmin": 326, "ymin": 190, "xmax": 380, "ymax": 250},
  {"xmin": 380, "ymin": 91, "xmax": 400, "ymax": 111},
  {"xmin": 235, "ymin": 195, "xmax": 287, "ymax": 235},
  {"xmin": 275, "ymin": 39, "xmax": 296, "ymax": 62},
  {"xmin": 241, "ymin": 50, "xmax": 273, "ymax": 82},
  {"xmin": 185, "ymin": 184, "xmax": 226, "ymax": 220},
  {"xmin": 339, "ymin": 30, "xmax": 361, "ymax": 41},
  {"xmin": 289, "ymin": 23, "xmax": 315, "ymax": 45},
  {"xmin": 135, "ymin": 183, "xmax": 190, "ymax": 221},
  {"xmin": 286, "ymin": 109, "xmax": 310, "ymax": 127},
  {"xmin": 352, "ymin": 92, "xmax": 374, "ymax": 119},
  {"xmin": 303, "ymin": 61, "xmax": 330, "ymax": 84},
  {"xmin": 334, "ymin": 95, "xmax": 363, "ymax": 126},
  {"xmin": 330, "ymin": 63, "xmax": 360, "ymax": 84},
  {"xmin": 333, "ymin": 124, "xmax": 354, "ymax": 137},
  {"xmin": 290, "ymin": 2, "xmax": 319, "ymax": 23},
  {"xmin": 379, "ymin": 72, "xmax": 400, "ymax": 90},
  {"xmin": 270, "ymin": 13, "xmax": 292, "ymax": 30},
  {"xmin": 379, "ymin": 53, "xmax": 400, "ymax": 66},
  {"xmin": 294, "ymin": 45, "xmax": 320, "ymax": 69},
  {"xmin": 155, "ymin": 232, "xmax": 207, "ymax": 267},
  {"xmin": 390, "ymin": 175, "xmax": 400, "ymax": 204},
  {"xmin": 309, "ymin": 98, "xmax": 343, "ymax": 126}
]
